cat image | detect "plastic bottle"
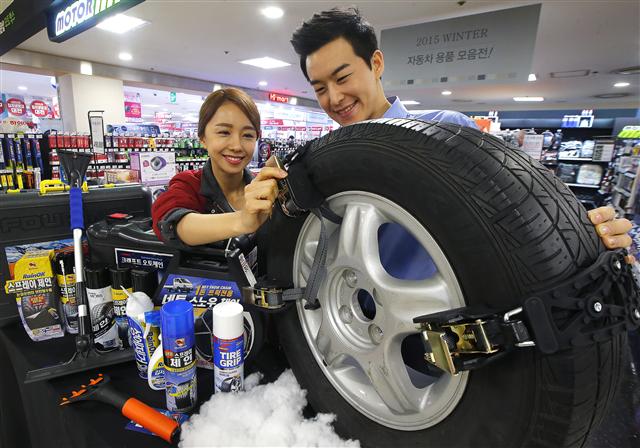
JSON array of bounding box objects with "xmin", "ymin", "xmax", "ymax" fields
[
  {"xmin": 110, "ymin": 267, "xmax": 132, "ymax": 347},
  {"xmin": 84, "ymin": 266, "xmax": 119, "ymax": 350},
  {"xmin": 542, "ymin": 130, "xmax": 554, "ymax": 149},
  {"xmin": 212, "ymin": 302, "xmax": 244, "ymax": 393},
  {"xmin": 162, "ymin": 300, "xmax": 197, "ymax": 412},
  {"xmin": 126, "ymin": 288, "xmax": 154, "ymax": 378},
  {"xmin": 552, "ymin": 129, "xmax": 563, "ymax": 151}
]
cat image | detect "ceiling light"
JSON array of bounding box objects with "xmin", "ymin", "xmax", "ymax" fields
[
  {"xmin": 261, "ymin": 6, "xmax": 284, "ymax": 19},
  {"xmin": 119, "ymin": 52, "xmax": 133, "ymax": 61},
  {"xmin": 441, "ymin": 90, "xmax": 452, "ymax": 96},
  {"xmin": 593, "ymin": 93, "xmax": 630, "ymax": 99},
  {"xmin": 144, "ymin": 104, "xmax": 160, "ymax": 108},
  {"xmin": 614, "ymin": 82, "xmax": 630, "ymax": 88},
  {"xmin": 401, "ymin": 100, "xmax": 420, "ymax": 105},
  {"xmin": 80, "ymin": 61, "xmax": 93, "ymax": 75},
  {"xmin": 258, "ymin": 81, "xmax": 268, "ymax": 87},
  {"xmin": 17, "ymin": 86, "xmax": 27, "ymax": 91},
  {"xmin": 290, "ymin": 97, "xmax": 298, "ymax": 105},
  {"xmin": 240, "ymin": 57, "xmax": 290, "ymax": 69},
  {"xmin": 611, "ymin": 66, "xmax": 640, "ymax": 76},
  {"xmin": 513, "ymin": 96, "xmax": 544, "ymax": 102},
  {"xmin": 213, "ymin": 84, "xmax": 222, "ymax": 91},
  {"xmin": 528, "ymin": 73, "xmax": 537, "ymax": 82},
  {"xmin": 96, "ymin": 14, "xmax": 148, "ymax": 34},
  {"xmin": 549, "ymin": 70, "xmax": 590, "ymax": 79}
]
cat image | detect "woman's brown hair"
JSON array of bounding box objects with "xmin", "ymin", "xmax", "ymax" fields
[{"xmin": 198, "ymin": 87, "xmax": 261, "ymax": 139}]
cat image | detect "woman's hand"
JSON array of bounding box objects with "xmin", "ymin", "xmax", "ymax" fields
[
  {"xmin": 237, "ymin": 167, "xmax": 287, "ymax": 234},
  {"xmin": 587, "ymin": 206, "xmax": 635, "ymax": 263}
]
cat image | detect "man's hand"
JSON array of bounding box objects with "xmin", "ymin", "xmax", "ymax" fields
[
  {"xmin": 587, "ymin": 206, "xmax": 635, "ymax": 263},
  {"xmin": 238, "ymin": 167, "xmax": 287, "ymax": 234}
]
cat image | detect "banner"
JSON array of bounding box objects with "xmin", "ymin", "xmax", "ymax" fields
[
  {"xmin": 124, "ymin": 91, "xmax": 142, "ymax": 119},
  {"xmin": 381, "ymin": 4, "xmax": 541, "ymax": 90}
]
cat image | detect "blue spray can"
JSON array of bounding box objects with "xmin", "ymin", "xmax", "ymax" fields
[
  {"xmin": 212, "ymin": 302, "xmax": 244, "ymax": 393},
  {"xmin": 161, "ymin": 300, "xmax": 197, "ymax": 412}
]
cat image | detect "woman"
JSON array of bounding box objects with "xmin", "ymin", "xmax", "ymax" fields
[{"xmin": 152, "ymin": 88, "xmax": 286, "ymax": 246}]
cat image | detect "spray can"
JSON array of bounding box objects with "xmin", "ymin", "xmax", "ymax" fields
[
  {"xmin": 126, "ymin": 288, "xmax": 154, "ymax": 379},
  {"xmin": 110, "ymin": 267, "xmax": 132, "ymax": 347},
  {"xmin": 212, "ymin": 302, "xmax": 244, "ymax": 393},
  {"xmin": 131, "ymin": 269, "xmax": 158, "ymax": 298},
  {"xmin": 161, "ymin": 300, "xmax": 197, "ymax": 412},
  {"xmin": 84, "ymin": 266, "xmax": 119, "ymax": 350},
  {"xmin": 54, "ymin": 249, "xmax": 78, "ymax": 334},
  {"xmin": 145, "ymin": 310, "xmax": 166, "ymax": 390}
]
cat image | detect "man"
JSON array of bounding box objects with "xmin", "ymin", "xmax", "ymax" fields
[{"xmin": 290, "ymin": 7, "xmax": 632, "ymax": 255}]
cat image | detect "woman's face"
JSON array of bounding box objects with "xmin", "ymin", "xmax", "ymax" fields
[{"xmin": 201, "ymin": 102, "xmax": 257, "ymax": 176}]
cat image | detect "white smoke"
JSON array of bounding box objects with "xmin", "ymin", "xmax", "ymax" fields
[{"xmin": 180, "ymin": 369, "xmax": 360, "ymax": 447}]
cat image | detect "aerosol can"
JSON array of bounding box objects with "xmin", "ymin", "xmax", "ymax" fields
[
  {"xmin": 162, "ymin": 300, "xmax": 197, "ymax": 412},
  {"xmin": 212, "ymin": 302, "xmax": 244, "ymax": 393}
]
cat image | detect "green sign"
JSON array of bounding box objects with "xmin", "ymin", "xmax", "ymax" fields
[
  {"xmin": 169, "ymin": 92, "xmax": 177, "ymax": 103},
  {"xmin": 47, "ymin": 0, "xmax": 144, "ymax": 43}
]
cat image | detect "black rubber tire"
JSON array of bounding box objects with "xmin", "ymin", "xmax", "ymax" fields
[{"xmin": 274, "ymin": 119, "xmax": 625, "ymax": 448}]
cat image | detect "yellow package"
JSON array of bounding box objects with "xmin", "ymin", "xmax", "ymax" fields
[{"xmin": 4, "ymin": 249, "xmax": 64, "ymax": 341}]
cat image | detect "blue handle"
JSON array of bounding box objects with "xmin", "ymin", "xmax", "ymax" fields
[{"xmin": 69, "ymin": 186, "xmax": 84, "ymax": 230}]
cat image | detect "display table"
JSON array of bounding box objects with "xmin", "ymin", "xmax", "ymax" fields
[{"xmin": 0, "ymin": 321, "xmax": 287, "ymax": 448}]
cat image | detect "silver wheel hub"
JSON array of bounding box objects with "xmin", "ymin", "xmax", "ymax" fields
[{"xmin": 293, "ymin": 191, "xmax": 468, "ymax": 431}]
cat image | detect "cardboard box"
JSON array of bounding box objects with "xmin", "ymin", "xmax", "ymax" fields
[{"xmin": 129, "ymin": 151, "xmax": 176, "ymax": 186}]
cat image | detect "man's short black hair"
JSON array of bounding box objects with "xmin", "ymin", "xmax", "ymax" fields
[{"xmin": 291, "ymin": 7, "xmax": 378, "ymax": 81}]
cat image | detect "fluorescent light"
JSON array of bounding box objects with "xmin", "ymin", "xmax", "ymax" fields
[
  {"xmin": 96, "ymin": 14, "xmax": 148, "ymax": 34},
  {"xmin": 258, "ymin": 81, "xmax": 268, "ymax": 86},
  {"xmin": 80, "ymin": 61, "xmax": 93, "ymax": 75},
  {"xmin": 401, "ymin": 100, "xmax": 420, "ymax": 105},
  {"xmin": 441, "ymin": 90, "xmax": 452, "ymax": 96},
  {"xmin": 513, "ymin": 96, "xmax": 544, "ymax": 102},
  {"xmin": 614, "ymin": 82, "xmax": 630, "ymax": 88},
  {"xmin": 188, "ymin": 99, "xmax": 203, "ymax": 104},
  {"xmin": 213, "ymin": 84, "xmax": 222, "ymax": 92},
  {"xmin": 290, "ymin": 97, "xmax": 298, "ymax": 105},
  {"xmin": 17, "ymin": 86, "xmax": 27, "ymax": 91},
  {"xmin": 119, "ymin": 52, "xmax": 133, "ymax": 61},
  {"xmin": 261, "ymin": 6, "xmax": 284, "ymax": 19},
  {"xmin": 240, "ymin": 57, "xmax": 290, "ymax": 69},
  {"xmin": 528, "ymin": 73, "xmax": 537, "ymax": 82},
  {"xmin": 144, "ymin": 104, "xmax": 160, "ymax": 108}
]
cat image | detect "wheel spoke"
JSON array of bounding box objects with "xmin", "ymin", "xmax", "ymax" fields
[
  {"xmin": 335, "ymin": 203, "xmax": 387, "ymax": 277},
  {"xmin": 314, "ymin": 316, "xmax": 350, "ymax": 367},
  {"xmin": 374, "ymin": 274, "xmax": 454, "ymax": 339},
  {"xmin": 355, "ymin": 343, "xmax": 423, "ymax": 414}
]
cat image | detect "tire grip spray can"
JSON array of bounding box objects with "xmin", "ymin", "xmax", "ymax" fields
[
  {"xmin": 161, "ymin": 300, "xmax": 197, "ymax": 412},
  {"xmin": 212, "ymin": 302, "xmax": 244, "ymax": 393},
  {"xmin": 110, "ymin": 267, "xmax": 132, "ymax": 347},
  {"xmin": 126, "ymin": 289, "xmax": 154, "ymax": 379},
  {"xmin": 54, "ymin": 250, "xmax": 78, "ymax": 334},
  {"xmin": 84, "ymin": 266, "xmax": 119, "ymax": 350}
]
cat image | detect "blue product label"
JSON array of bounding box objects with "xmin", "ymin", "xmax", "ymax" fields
[
  {"xmin": 213, "ymin": 335, "xmax": 244, "ymax": 393},
  {"xmin": 125, "ymin": 408, "xmax": 189, "ymax": 436},
  {"xmin": 158, "ymin": 275, "xmax": 241, "ymax": 309},
  {"xmin": 128, "ymin": 317, "xmax": 149, "ymax": 374}
]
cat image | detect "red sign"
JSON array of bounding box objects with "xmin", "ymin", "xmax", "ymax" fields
[
  {"xmin": 30, "ymin": 100, "xmax": 50, "ymax": 118},
  {"xmin": 7, "ymin": 98, "xmax": 26, "ymax": 116},
  {"xmin": 124, "ymin": 101, "xmax": 142, "ymax": 118},
  {"xmin": 268, "ymin": 92, "xmax": 290, "ymax": 104},
  {"xmin": 0, "ymin": 98, "xmax": 4, "ymax": 115},
  {"xmin": 262, "ymin": 119, "xmax": 284, "ymax": 125}
]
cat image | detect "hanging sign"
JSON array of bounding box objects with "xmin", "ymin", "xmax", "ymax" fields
[
  {"xmin": 46, "ymin": 0, "xmax": 144, "ymax": 43},
  {"xmin": 6, "ymin": 97, "xmax": 26, "ymax": 116},
  {"xmin": 29, "ymin": 100, "xmax": 50, "ymax": 118},
  {"xmin": 381, "ymin": 4, "xmax": 540, "ymax": 90},
  {"xmin": 521, "ymin": 134, "xmax": 544, "ymax": 160}
]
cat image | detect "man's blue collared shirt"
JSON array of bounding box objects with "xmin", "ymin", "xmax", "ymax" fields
[{"xmin": 383, "ymin": 96, "xmax": 478, "ymax": 128}]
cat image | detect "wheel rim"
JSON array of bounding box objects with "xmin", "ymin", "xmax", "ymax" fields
[{"xmin": 293, "ymin": 191, "xmax": 468, "ymax": 431}]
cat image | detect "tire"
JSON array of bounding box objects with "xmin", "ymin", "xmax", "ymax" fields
[{"xmin": 274, "ymin": 119, "xmax": 625, "ymax": 448}]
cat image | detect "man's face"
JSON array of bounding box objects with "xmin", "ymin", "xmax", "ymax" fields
[{"xmin": 306, "ymin": 37, "xmax": 385, "ymax": 126}]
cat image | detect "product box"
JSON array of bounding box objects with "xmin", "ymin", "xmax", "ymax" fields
[
  {"xmin": 105, "ymin": 169, "xmax": 140, "ymax": 184},
  {"xmin": 4, "ymin": 249, "xmax": 64, "ymax": 341},
  {"xmin": 129, "ymin": 151, "xmax": 176, "ymax": 186}
]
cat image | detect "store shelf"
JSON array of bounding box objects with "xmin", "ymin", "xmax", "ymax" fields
[
  {"xmin": 566, "ymin": 183, "xmax": 600, "ymax": 189},
  {"xmin": 614, "ymin": 186, "xmax": 632, "ymax": 197},
  {"xmin": 557, "ymin": 157, "xmax": 610, "ymax": 163}
]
